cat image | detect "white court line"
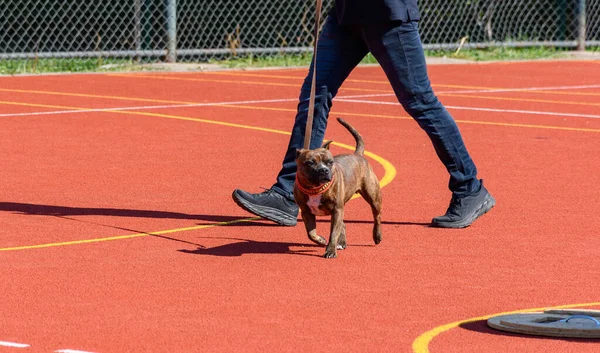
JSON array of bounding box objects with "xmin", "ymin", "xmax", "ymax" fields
[
  {"xmin": 335, "ymin": 98, "xmax": 600, "ymax": 120},
  {"xmin": 438, "ymin": 83, "xmax": 600, "ymax": 95},
  {"xmin": 444, "ymin": 105, "xmax": 600, "ymax": 119},
  {"xmin": 55, "ymin": 350, "xmax": 96, "ymax": 353},
  {"xmin": 0, "ymin": 83, "xmax": 599, "ymax": 120},
  {"xmin": 0, "ymin": 97, "xmax": 298, "ymax": 118},
  {"xmin": 340, "ymin": 83, "xmax": 600, "ymax": 98},
  {"xmin": 0, "ymin": 341, "xmax": 30, "ymax": 348},
  {"xmin": 338, "ymin": 85, "xmax": 600, "ymax": 99}
]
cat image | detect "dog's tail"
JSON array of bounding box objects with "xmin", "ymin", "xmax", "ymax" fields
[{"xmin": 336, "ymin": 117, "xmax": 365, "ymax": 156}]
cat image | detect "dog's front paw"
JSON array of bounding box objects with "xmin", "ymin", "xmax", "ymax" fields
[
  {"xmin": 373, "ymin": 231, "xmax": 382, "ymax": 245},
  {"xmin": 336, "ymin": 242, "xmax": 346, "ymax": 250},
  {"xmin": 309, "ymin": 234, "xmax": 327, "ymax": 246},
  {"xmin": 323, "ymin": 251, "xmax": 337, "ymax": 259}
]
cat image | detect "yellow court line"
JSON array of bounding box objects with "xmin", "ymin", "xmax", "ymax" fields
[
  {"xmin": 451, "ymin": 118, "xmax": 600, "ymax": 133},
  {"xmin": 0, "ymin": 87, "xmax": 196, "ymax": 105},
  {"xmin": 0, "ymin": 100, "xmax": 91, "ymax": 111},
  {"xmin": 4, "ymin": 85, "xmax": 583, "ymax": 113},
  {"xmin": 101, "ymin": 74, "xmax": 600, "ymax": 101},
  {"xmin": 412, "ymin": 301, "xmax": 600, "ymax": 353},
  {"xmin": 516, "ymin": 89, "xmax": 600, "ymax": 97},
  {"xmin": 0, "ymin": 217, "xmax": 261, "ymax": 251},
  {"xmin": 437, "ymin": 83, "xmax": 600, "ymax": 97},
  {"xmin": 156, "ymin": 71, "xmax": 600, "ymax": 97},
  {"xmin": 202, "ymin": 71, "xmax": 307, "ymax": 80},
  {"xmin": 115, "ymin": 71, "xmax": 493, "ymax": 89},
  {"xmin": 107, "ymin": 73, "xmax": 391, "ymax": 93},
  {"xmin": 0, "ymin": 101, "xmax": 397, "ymax": 251},
  {"xmin": 211, "ymin": 104, "xmax": 600, "ymax": 133},
  {"xmin": 111, "ymin": 72, "xmax": 507, "ymax": 92},
  {"xmin": 2, "ymin": 98, "xmax": 600, "ymax": 134},
  {"xmin": 442, "ymin": 93, "xmax": 600, "ymax": 108},
  {"xmin": 202, "ymin": 70, "xmax": 394, "ymax": 85},
  {"xmin": 113, "ymin": 109, "xmax": 292, "ymax": 135},
  {"xmin": 3, "ymin": 81, "xmax": 599, "ymax": 113}
]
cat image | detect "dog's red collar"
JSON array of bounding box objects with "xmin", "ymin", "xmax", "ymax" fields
[{"xmin": 295, "ymin": 173, "xmax": 335, "ymax": 196}]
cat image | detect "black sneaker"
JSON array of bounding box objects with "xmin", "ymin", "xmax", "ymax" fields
[
  {"xmin": 232, "ymin": 188, "xmax": 299, "ymax": 226},
  {"xmin": 431, "ymin": 181, "xmax": 495, "ymax": 228}
]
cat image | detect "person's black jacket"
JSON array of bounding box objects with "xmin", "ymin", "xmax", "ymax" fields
[{"xmin": 334, "ymin": 0, "xmax": 420, "ymax": 24}]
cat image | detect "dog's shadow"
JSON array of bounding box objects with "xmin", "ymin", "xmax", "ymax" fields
[
  {"xmin": 0, "ymin": 202, "xmax": 430, "ymax": 257},
  {"xmin": 179, "ymin": 219, "xmax": 430, "ymax": 257},
  {"xmin": 179, "ymin": 237, "xmax": 323, "ymax": 257}
]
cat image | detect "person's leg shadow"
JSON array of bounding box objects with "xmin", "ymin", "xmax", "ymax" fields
[{"xmin": 0, "ymin": 202, "xmax": 271, "ymax": 225}]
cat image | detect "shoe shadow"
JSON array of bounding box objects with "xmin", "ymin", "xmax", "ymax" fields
[{"xmin": 178, "ymin": 237, "xmax": 322, "ymax": 257}]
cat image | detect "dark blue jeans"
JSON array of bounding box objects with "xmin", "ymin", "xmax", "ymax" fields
[{"xmin": 271, "ymin": 14, "xmax": 480, "ymax": 200}]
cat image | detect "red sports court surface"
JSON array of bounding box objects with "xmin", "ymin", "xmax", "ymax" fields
[{"xmin": 0, "ymin": 60, "xmax": 599, "ymax": 353}]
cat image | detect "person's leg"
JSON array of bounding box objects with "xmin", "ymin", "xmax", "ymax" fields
[
  {"xmin": 363, "ymin": 21, "xmax": 494, "ymax": 228},
  {"xmin": 232, "ymin": 14, "xmax": 369, "ymax": 226},
  {"xmin": 270, "ymin": 19, "xmax": 369, "ymax": 200}
]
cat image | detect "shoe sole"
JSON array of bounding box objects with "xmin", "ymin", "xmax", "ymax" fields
[
  {"xmin": 431, "ymin": 193, "xmax": 496, "ymax": 229},
  {"xmin": 231, "ymin": 190, "xmax": 298, "ymax": 227}
]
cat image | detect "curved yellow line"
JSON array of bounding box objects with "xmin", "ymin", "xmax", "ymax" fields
[
  {"xmin": 412, "ymin": 301, "xmax": 600, "ymax": 353},
  {"xmin": 0, "ymin": 108, "xmax": 397, "ymax": 251}
]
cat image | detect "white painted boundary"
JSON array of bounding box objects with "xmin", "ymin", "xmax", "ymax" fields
[
  {"xmin": 0, "ymin": 83, "xmax": 598, "ymax": 121},
  {"xmin": 0, "ymin": 340, "xmax": 97, "ymax": 352},
  {"xmin": 0, "ymin": 341, "xmax": 30, "ymax": 348},
  {"xmin": 335, "ymin": 98, "xmax": 600, "ymax": 120}
]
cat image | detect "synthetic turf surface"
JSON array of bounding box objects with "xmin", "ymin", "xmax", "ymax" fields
[{"xmin": 0, "ymin": 60, "xmax": 599, "ymax": 352}]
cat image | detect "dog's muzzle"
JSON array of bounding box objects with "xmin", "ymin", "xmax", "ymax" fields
[{"xmin": 307, "ymin": 168, "xmax": 331, "ymax": 185}]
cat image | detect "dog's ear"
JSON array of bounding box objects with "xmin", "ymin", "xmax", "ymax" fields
[
  {"xmin": 295, "ymin": 148, "xmax": 304, "ymax": 159},
  {"xmin": 322, "ymin": 141, "xmax": 333, "ymax": 150}
]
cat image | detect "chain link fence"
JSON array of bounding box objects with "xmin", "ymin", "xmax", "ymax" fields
[{"xmin": 1, "ymin": 0, "xmax": 598, "ymax": 66}]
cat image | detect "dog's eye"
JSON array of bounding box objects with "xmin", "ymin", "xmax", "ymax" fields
[
  {"xmin": 304, "ymin": 160, "xmax": 315, "ymax": 167},
  {"xmin": 325, "ymin": 160, "xmax": 333, "ymax": 166}
]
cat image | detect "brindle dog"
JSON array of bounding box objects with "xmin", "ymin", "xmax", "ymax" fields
[{"xmin": 294, "ymin": 118, "xmax": 382, "ymax": 258}]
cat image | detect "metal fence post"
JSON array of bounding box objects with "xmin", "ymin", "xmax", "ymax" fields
[
  {"xmin": 557, "ymin": 0, "xmax": 567, "ymax": 41},
  {"xmin": 577, "ymin": 0, "xmax": 586, "ymax": 51},
  {"xmin": 134, "ymin": 0, "xmax": 142, "ymax": 62},
  {"xmin": 166, "ymin": 0, "xmax": 177, "ymax": 62}
]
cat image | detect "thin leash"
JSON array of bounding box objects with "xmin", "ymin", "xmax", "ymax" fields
[{"xmin": 303, "ymin": 0, "xmax": 323, "ymax": 150}]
